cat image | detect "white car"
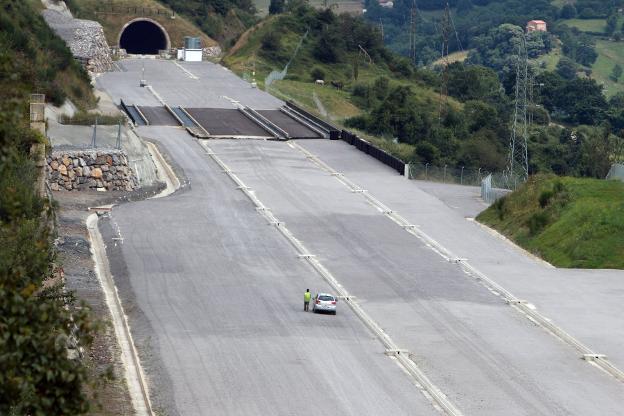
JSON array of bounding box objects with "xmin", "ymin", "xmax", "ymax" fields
[{"xmin": 312, "ymin": 293, "xmax": 337, "ymax": 315}]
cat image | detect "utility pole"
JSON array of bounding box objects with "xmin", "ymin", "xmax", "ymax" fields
[
  {"xmin": 409, "ymin": 0, "xmax": 417, "ymax": 65},
  {"xmin": 379, "ymin": 18, "xmax": 384, "ymax": 43},
  {"xmin": 506, "ymin": 33, "xmax": 530, "ymax": 185},
  {"xmin": 438, "ymin": 1, "xmax": 451, "ymax": 122}
]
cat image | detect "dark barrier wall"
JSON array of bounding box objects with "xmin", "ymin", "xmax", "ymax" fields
[
  {"xmin": 340, "ymin": 130, "xmax": 405, "ymax": 175},
  {"xmin": 119, "ymin": 99, "xmax": 136, "ymax": 124}
]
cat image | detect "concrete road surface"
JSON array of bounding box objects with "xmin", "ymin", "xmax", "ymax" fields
[
  {"xmin": 104, "ymin": 127, "xmax": 437, "ymax": 416},
  {"xmin": 208, "ymin": 139, "xmax": 624, "ymax": 416},
  {"xmin": 300, "ymin": 139, "xmax": 624, "ymax": 371},
  {"xmin": 96, "ymin": 59, "xmax": 624, "ymax": 416},
  {"xmin": 97, "ymin": 59, "xmax": 283, "ymax": 109}
]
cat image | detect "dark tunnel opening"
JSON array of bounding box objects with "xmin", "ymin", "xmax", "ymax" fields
[{"xmin": 119, "ymin": 20, "xmax": 167, "ymax": 54}]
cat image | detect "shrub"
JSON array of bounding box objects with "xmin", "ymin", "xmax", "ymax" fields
[
  {"xmin": 539, "ymin": 190, "xmax": 554, "ymax": 208},
  {"xmin": 528, "ymin": 212, "xmax": 549, "ymax": 235},
  {"xmin": 310, "ymin": 67, "xmax": 325, "ymax": 81},
  {"xmin": 493, "ymin": 196, "xmax": 507, "ymax": 220}
]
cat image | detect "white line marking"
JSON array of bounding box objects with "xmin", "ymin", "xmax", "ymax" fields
[
  {"xmin": 172, "ymin": 61, "xmax": 199, "ymax": 79},
  {"xmin": 87, "ymin": 214, "xmax": 154, "ymax": 415}
]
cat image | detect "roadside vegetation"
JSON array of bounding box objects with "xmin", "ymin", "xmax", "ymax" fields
[
  {"xmin": 146, "ymin": 0, "xmax": 257, "ymax": 45},
  {"xmin": 477, "ymin": 175, "xmax": 624, "ymax": 269},
  {"xmin": 224, "ymin": 3, "xmax": 624, "ymax": 178},
  {"xmin": 0, "ymin": 1, "xmax": 99, "ymax": 414}
]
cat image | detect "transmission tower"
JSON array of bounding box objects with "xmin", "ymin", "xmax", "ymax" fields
[
  {"xmin": 380, "ymin": 18, "xmax": 384, "ymax": 43},
  {"xmin": 438, "ymin": 1, "xmax": 451, "ymax": 122},
  {"xmin": 409, "ymin": 0, "xmax": 417, "ymax": 65},
  {"xmin": 506, "ymin": 34, "xmax": 530, "ymax": 185}
]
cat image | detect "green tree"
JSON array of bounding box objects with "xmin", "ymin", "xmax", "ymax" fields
[
  {"xmin": 560, "ymin": 4, "xmax": 577, "ymax": 19},
  {"xmin": 456, "ymin": 0, "xmax": 473, "ymax": 13},
  {"xmin": 606, "ymin": 14, "xmax": 618, "ymax": 36},
  {"xmin": 556, "ymin": 57, "xmax": 577, "ymax": 80},
  {"xmin": 310, "ymin": 67, "xmax": 325, "ymax": 81},
  {"xmin": 610, "ymin": 64, "xmax": 623, "ymax": 82},
  {"xmin": 269, "ymin": 0, "xmax": 285, "ymax": 14}
]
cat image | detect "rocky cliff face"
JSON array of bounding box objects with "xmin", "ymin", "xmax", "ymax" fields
[
  {"xmin": 42, "ymin": 1, "xmax": 113, "ymax": 73},
  {"xmin": 47, "ymin": 150, "xmax": 139, "ymax": 192}
]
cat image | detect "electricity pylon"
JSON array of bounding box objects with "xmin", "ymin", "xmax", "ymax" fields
[
  {"xmin": 409, "ymin": 0, "xmax": 417, "ymax": 65},
  {"xmin": 506, "ymin": 33, "xmax": 530, "ymax": 186}
]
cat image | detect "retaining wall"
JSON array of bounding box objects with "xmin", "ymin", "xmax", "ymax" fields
[{"xmin": 47, "ymin": 150, "xmax": 139, "ymax": 191}]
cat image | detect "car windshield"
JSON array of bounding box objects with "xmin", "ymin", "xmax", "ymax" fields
[{"xmin": 319, "ymin": 295, "xmax": 334, "ymax": 301}]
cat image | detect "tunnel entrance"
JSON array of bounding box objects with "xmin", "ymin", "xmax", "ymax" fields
[{"xmin": 119, "ymin": 19, "xmax": 169, "ymax": 54}]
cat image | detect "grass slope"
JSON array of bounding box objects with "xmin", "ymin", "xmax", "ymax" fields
[
  {"xmin": 478, "ymin": 175, "xmax": 624, "ymax": 269},
  {"xmin": 560, "ymin": 18, "xmax": 607, "ymax": 32},
  {"xmin": 592, "ymin": 39, "xmax": 624, "ymax": 97},
  {"xmin": 558, "ymin": 17, "xmax": 624, "ymax": 96},
  {"xmin": 432, "ymin": 50, "xmax": 470, "ymax": 67},
  {"xmin": 223, "ymin": 13, "xmax": 457, "ymax": 161}
]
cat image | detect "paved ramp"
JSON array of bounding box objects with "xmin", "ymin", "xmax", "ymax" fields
[
  {"xmin": 258, "ymin": 110, "xmax": 321, "ymax": 139},
  {"xmin": 138, "ymin": 106, "xmax": 180, "ymax": 126},
  {"xmin": 185, "ymin": 108, "xmax": 271, "ymax": 137}
]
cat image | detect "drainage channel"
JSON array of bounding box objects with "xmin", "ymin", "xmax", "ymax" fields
[
  {"xmin": 288, "ymin": 141, "xmax": 624, "ymax": 384},
  {"xmin": 197, "ymin": 139, "xmax": 464, "ymax": 416}
]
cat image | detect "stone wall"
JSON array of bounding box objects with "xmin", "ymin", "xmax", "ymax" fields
[
  {"xmin": 42, "ymin": 5, "xmax": 113, "ymax": 73},
  {"xmin": 47, "ymin": 150, "xmax": 139, "ymax": 192}
]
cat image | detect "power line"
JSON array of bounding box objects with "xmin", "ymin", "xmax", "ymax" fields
[
  {"xmin": 438, "ymin": 1, "xmax": 451, "ymax": 122},
  {"xmin": 448, "ymin": 6, "xmax": 463, "ymax": 52}
]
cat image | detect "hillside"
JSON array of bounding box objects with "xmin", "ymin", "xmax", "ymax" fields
[
  {"xmin": 0, "ymin": 0, "xmax": 95, "ymax": 108},
  {"xmin": 1, "ymin": 0, "xmax": 98, "ymax": 414},
  {"xmin": 223, "ymin": 5, "xmax": 478, "ymax": 163},
  {"xmin": 477, "ymin": 175, "xmax": 624, "ymax": 269},
  {"xmin": 144, "ymin": 0, "xmax": 256, "ymax": 45}
]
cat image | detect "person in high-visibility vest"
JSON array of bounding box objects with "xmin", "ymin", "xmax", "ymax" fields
[{"xmin": 304, "ymin": 289, "xmax": 311, "ymax": 312}]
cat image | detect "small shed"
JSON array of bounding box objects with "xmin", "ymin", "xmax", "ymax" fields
[{"xmin": 182, "ymin": 36, "xmax": 202, "ymax": 62}]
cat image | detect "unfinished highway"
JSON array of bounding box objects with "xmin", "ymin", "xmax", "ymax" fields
[{"xmin": 96, "ymin": 59, "xmax": 624, "ymax": 415}]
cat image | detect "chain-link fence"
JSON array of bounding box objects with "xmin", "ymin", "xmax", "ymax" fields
[
  {"xmin": 481, "ymin": 172, "xmax": 518, "ymax": 203},
  {"xmin": 407, "ymin": 162, "xmax": 520, "ymax": 203},
  {"xmin": 606, "ymin": 163, "xmax": 624, "ymax": 181},
  {"xmin": 265, "ymin": 29, "xmax": 309, "ymax": 87},
  {"xmin": 407, "ymin": 163, "xmax": 487, "ymax": 186}
]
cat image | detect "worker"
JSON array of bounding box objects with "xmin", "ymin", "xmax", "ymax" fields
[{"xmin": 304, "ymin": 289, "xmax": 311, "ymax": 312}]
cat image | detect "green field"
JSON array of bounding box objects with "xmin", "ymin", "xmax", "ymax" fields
[
  {"xmin": 591, "ymin": 39, "xmax": 624, "ymax": 97},
  {"xmin": 478, "ymin": 175, "xmax": 624, "ymax": 269},
  {"xmin": 534, "ymin": 46, "xmax": 562, "ymax": 71},
  {"xmin": 560, "ymin": 18, "xmax": 607, "ymax": 32}
]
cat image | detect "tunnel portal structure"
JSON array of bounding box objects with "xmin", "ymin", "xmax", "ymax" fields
[{"xmin": 118, "ymin": 18, "xmax": 171, "ymax": 54}]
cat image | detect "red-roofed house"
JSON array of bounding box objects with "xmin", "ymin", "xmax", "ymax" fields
[{"xmin": 527, "ymin": 20, "xmax": 547, "ymax": 33}]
